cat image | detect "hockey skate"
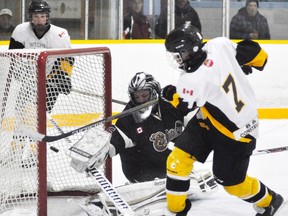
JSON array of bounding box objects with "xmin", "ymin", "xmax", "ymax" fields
[{"xmin": 254, "ymin": 190, "xmax": 285, "ymax": 216}]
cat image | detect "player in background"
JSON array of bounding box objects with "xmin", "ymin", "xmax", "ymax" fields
[
  {"xmin": 67, "ymin": 72, "xmax": 218, "ymax": 215},
  {"xmin": 160, "ymin": 22, "xmax": 284, "ymax": 216},
  {"xmin": 7, "ymin": 0, "xmax": 73, "ymax": 166},
  {"xmin": 9, "ymin": 0, "xmax": 73, "ymax": 112}
]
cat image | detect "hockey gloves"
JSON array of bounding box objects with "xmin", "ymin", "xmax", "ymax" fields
[
  {"xmin": 47, "ymin": 70, "xmax": 72, "ymax": 95},
  {"xmin": 241, "ymin": 65, "xmax": 253, "ymax": 75},
  {"xmin": 236, "ymin": 39, "xmax": 268, "ymax": 75},
  {"xmin": 161, "ymin": 85, "xmax": 195, "ymax": 116}
]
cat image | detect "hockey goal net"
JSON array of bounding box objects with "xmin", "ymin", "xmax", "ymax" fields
[{"xmin": 0, "ymin": 47, "xmax": 112, "ymax": 215}]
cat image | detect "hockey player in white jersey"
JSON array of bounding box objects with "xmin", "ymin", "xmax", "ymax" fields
[
  {"xmin": 9, "ymin": 0, "xmax": 73, "ymax": 112},
  {"xmin": 9, "ymin": 0, "xmax": 71, "ymax": 49},
  {"xmin": 7, "ymin": 0, "xmax": 73, "ymax": 167},
  {"xmin": 67, "ymin": 72, "xmax": 218, "ymax": 216},
  {"xmin": 161, "ymin": 22, "xmax": 285, "ymax": 216}
]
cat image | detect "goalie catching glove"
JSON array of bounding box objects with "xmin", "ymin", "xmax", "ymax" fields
[
  {"xmin": 66, "ymin": 127, "xmax": 111, "ymax": 173},
  {"xmin": 161, "ymin": 85, "xmax": 196, "ymax": 115}
]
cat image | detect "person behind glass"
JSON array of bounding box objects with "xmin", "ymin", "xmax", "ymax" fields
[
  {"xmin": 155, "ymin": 0, "xmax": 201, "ymax": 39},
  {"xmin": 230, "ymin": 0, "xmax": 270, "ymax": 40},
  {"xmin": 0, "ymin": 8, "xmax": 15, "ymax": 39},
  {"xmin": 123, "ymin": 0, "xmax": 152, "ymax": 39}
]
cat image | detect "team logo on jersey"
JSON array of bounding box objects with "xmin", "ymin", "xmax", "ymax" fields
[
  {"xmin": 204, "ymin": 59, "xmax": 213, "ymax": 67},
  {"xmin": 149, "ymin": 132, "xmax": 168, "ymax": 152},
  {"xmin": 183, "ymin": 88, "xmax": 193, "ymax": 95},
  {"xmin": 149, "ymin": 121, "xmax": 183, "ymax": 152}
]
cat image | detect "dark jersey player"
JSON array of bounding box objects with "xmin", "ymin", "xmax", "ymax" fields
[
  {"xmin": 67, "ymin": 71, "xmax": 218, "ymax": 215},
  {"xmin": 108, "ymin": 72, "xmax": 184, "ymax": 182}
]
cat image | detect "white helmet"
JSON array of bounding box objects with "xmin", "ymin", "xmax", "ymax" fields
[{"xmin": 128, "ymin": 72, "xmax": 161, "ymax": 123}]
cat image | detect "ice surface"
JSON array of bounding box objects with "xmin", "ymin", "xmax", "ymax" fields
[{"xmin": 1, "ymin": 119, "xmax": 288, "ymax": 216}]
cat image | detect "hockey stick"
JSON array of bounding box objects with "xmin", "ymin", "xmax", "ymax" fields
[
  {"xmin": 48, "ymin": 111, "xmax": 134, "ymax": 215},
  {"xmin": 88, "ymin": 167, "xmax": 136, "ymax": 216},
  {"xmin": 71, "ymin": 88, "xmax": 127, "ymax": 106},
  {"xmin": 19, "ymin": 99, "xmax": 158, "ymax": 143},
  {"xmin": 46, "ymin": 113, "xmax": 73, "ymax": 152},
  {"xmin": 253, "ymin": 146, "xmax": 288, "ymax": 156}
]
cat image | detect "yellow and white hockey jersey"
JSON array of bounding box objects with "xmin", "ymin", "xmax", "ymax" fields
[{"xmin": 176, "ymin": 37, "xmax": 267, "ymax": 142}]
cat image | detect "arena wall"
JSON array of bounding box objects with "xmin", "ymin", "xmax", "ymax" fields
[{"xmin": 1, "ymin": 39, "xmax": 287, "ymax": 118}]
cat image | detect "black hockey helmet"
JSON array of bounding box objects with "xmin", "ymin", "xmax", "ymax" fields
[
  {"xmin": 165, "ymin": 22, "xmax": 207, "ymax": 73},
  {"xmin": 28, "ymin": 0, "xmax": 51, "ymax": 33}
]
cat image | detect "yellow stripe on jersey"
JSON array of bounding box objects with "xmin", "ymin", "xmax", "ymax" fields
[{"xmin": 200, "ymin": 106, "xmax": 252, "ymax": 143}]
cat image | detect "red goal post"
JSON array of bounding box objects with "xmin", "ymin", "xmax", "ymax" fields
[{"xmin": 0, "ymin": 47, "xmax": 112, "ymax": 216}]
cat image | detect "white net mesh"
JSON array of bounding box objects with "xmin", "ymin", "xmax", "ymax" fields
[{"xmin": 0, "ymin": 48, "xmax": 111, "ymax": 215}]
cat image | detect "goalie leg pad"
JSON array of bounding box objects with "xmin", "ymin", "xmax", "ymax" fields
[
  {"xmin": 84, "ymin": 173, "xmax": 217, "ymax": 216},
  {"xmin": 188, "ymin": 170, "xmax": 218, "ymax": 200}
]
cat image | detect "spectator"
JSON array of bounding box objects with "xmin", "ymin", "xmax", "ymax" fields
[
  {"xmin": 230, "ymin": 0, "xmax": 270, "ymax": 39},
  {"xmin": 0, "ymin": 8, "xmax": 15, "ymax": 39},
  {"xmin": 123, "ymin": 0, "xmax": 152, "ymax": 39},
  {"xmin": 155, "ymin": 0, "xmax": 201, "ymax": 39}
]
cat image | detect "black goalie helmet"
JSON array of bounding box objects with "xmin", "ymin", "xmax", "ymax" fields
[
  {"xmin": 28, "ymin": 0, "xmax": 51, "ymax": 33},
  {"xmin": 165, "ymin": 22, "xmax": 207, "ymax": 73},
  {"xmin": 128, "ymin": 72, "xmax": 161, "ymax": 123}
]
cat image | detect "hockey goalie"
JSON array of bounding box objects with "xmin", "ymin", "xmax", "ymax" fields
[{"xmin": 67, "ymin": 127, "xmax": 218, "ymax": 216}]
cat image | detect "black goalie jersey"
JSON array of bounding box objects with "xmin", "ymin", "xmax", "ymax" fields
[{"xmin": 109, "ymin": 99, "xmax": 185, "ymax": 183}]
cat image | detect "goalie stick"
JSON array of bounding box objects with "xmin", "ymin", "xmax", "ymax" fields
[
  {"xmin": 47, "ymin": 113, "xmax": 73, "ymax": 152},
  {"xmin": 87, "ymin": 167, "xmax": 136, "ymax": 216},
  {"xmin": 48, "ymin": 110, "xmax": 135, "ymax": 215},
  {"xmin": 19, "ymin": 99, "xmax": 159, "ymax": 143}
]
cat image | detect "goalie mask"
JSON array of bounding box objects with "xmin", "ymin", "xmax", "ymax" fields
[
  {"xmin": 128, "ymin": 72, "xmax": 161, "ymax": 123},
  {"xmin": 165, "ymin": 22, "xmax": 207, "ymax": 73},
  {"xmin": 28, "ymin": 0, "xmax": 51, "ymax": 34}
]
